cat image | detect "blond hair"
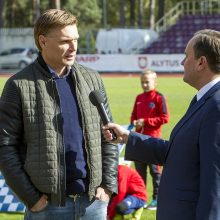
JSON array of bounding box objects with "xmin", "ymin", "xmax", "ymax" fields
[
  {"xmin": 141, "ymin": 69, "xmax": 157, "ymax": 79},
  {"xmin": 34, "ymin": 9, "xmax": 78, "ymax": 51}
]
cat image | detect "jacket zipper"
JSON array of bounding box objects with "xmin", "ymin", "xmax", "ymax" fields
[
  {"xmin": 51, "ymin": 78, "xmax": 65, "ymax": 206},
  {"xmin": 72, "ymin": 73, "xmax": 92, "ymax": 197}
]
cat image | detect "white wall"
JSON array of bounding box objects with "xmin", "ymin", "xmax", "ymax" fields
[
  {"xmin": 0, "ymin": 28, "xmax": 36, "ymax": 52},
  {"xmin": 96, "ymin": 28, "xmax": 158, "ymax": 54}
]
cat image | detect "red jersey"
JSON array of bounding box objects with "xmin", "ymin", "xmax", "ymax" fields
[
  {"xmin": 107, "ymin": 165, "xmax": 147, "ymax": 220},
  {"xmin": 130, "ymin": 89, "xmax": 169, "ymax": 138}
]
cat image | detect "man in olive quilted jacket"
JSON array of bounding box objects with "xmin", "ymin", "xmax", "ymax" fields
[{"xmin": 0, "ymin": 9, "xmax": 118, "ymax": 220}]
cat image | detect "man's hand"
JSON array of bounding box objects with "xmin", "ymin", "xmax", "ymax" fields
[
  {"xmin": 102, "ymin": 123, "xmax": 130, "ymax": 144},
  {"xmin": 31, "ymin": 194, "xmax": 48, "ymax": 212},
  {"xmin": 95, "ymin": 187, "xmax": 112, "ymax": 202},
  {"xmin": 134, "ymin": 118, "xmax": 144, "ymax": 130}
]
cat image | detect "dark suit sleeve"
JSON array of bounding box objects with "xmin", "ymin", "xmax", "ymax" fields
[
  {"xmin": 196, "ymin": 100, "xmax": 220, "ymax": 219},
  {"xmin": 124, "ymin": 131, "xmax": 169, "ymax": 165}
]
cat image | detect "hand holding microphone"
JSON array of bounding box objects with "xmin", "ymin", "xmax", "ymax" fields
[{"xmin": 103, "ymin": 122, "xmax": 130, "ymax": 144}]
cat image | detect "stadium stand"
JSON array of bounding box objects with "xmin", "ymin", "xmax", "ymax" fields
[
  {"xmin": 144, "ymin": 0, "xmax": 220, "ymax": 54},
  {"xmin": 144, "ymin": 14, "xmax": 220, "ymax": 54}
]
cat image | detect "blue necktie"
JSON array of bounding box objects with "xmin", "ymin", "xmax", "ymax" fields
[{"xmin": 188, "ymin": 95, "xmax": 197, "ymax": 111}]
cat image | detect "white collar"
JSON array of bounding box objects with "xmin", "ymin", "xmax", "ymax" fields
[{"xmin": 197, "ymin": 77, "xmax": 220, "ymax": 101}]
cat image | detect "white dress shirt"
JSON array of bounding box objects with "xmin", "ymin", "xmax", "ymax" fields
[{"xmin": 197, "ymin": 77, "xmax": 220, "ymax": 101}]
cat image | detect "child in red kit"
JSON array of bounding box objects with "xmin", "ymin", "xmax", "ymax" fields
[
  {"xmin": 130, "ymin": 69, "xmax": 169, "ymax": 210},
  {"xmin": 107, "ymin": 163, "xmax": 147, "ymax": 220}
]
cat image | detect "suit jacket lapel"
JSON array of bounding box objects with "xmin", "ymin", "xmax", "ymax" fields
[{"xmin": 167, "ymin": 82, "xmax": 220, "ymax": 158}]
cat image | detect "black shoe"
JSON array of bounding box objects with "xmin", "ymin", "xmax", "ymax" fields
[{"xmin": 116, "ymin": 201, "xmax": 128, "ymax": 214}]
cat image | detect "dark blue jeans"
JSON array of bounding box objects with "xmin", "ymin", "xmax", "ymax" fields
[{"xmin": 24, "ymin": 194, "xmax": 108, "ymax": 220}]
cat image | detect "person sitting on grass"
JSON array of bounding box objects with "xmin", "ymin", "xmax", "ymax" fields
[{"xmin": 107, "ymin": 159, "xmax": 147, "ymax": 220}]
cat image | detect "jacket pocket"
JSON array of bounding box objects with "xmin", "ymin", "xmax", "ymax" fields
[{"xmin": 176, "ymin": 188, "xmax": 199, "ymax": 202}]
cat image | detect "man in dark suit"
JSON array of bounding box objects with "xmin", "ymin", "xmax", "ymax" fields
[{"xmin": 103, "ymin": 29, "xmax": 220, "ymax": 220}]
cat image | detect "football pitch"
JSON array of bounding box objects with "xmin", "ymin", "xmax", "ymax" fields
[{"xmin": 102, "ymin": 74, "xmax": 196, "ymax": 139}]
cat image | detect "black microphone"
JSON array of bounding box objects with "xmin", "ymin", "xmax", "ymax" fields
[{"xmin": 89, "ymin": 90, "xmax": 117, "ymax": 140}]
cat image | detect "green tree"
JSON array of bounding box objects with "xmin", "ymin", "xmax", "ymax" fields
[
  {"xmin": 0, "ymin": 0, "xmax": 4, "ymax": 27},
  {"xmin": 33, "ymin": 0, "xmax": 40, "ymax": 23},
  {"xmin": 157, "ymin": 0, "xmax": 165, "ymax": 21},
  {"xmin": 149, "ymin": 0, "xmax": 155, "ymax": 28},
  {"xmin": 64, "ymin": 0, "xmax": 101, "ymax": 27},
  {"xmin": 107, "ymin": 0, "xmax": 121, "ymax": 27},
  {"xmin": 4, "ymin": 0, "xmax": 33, "ymax": 27},
  {"xmin": 63, "ymin": 0, "xmax": 101, "ymax": 53},
  {"xmin": 1, "ymin": 0, "xmax": 181, "ymax": 29},
  {"xmin": 119, "ymin": 0, "xmax": 125, "ymax": 27},
  {"xmin": 0, "ymin": 0, "xmax": 184, "ymax": 52},
  {"xmin": 137, "ymin": 0, "xmax": 144, "ymax": 28},
  {"xmin": 49, "ymin": 0, "xmax": 60, "ymax": 9}
]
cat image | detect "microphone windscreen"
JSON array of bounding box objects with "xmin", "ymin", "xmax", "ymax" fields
[{"xmin": 89, "ymin": 90, "xmax": 104, "ymax": 106}]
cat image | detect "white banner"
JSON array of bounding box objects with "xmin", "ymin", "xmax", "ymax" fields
[{"xmin": 76, "ymin": 54, "xmax": 185, "ymax": 72}]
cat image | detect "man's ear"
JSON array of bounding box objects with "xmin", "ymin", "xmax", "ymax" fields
[
  {"xmin": 39, "ymin": 35, "xmax": 47, "ymax": 49},
  {"xmin": 197, "ymin": 56, "xmax": 207, "ymax": 71}
]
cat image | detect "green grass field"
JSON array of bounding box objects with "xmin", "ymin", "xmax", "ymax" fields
[
  {"xmin": 103, "ymin": 74, "xmax": 196, "ymax": 139},
  {"xmin": 0, "ymin": 74, "xmax": 196, "ymax": 220}
]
